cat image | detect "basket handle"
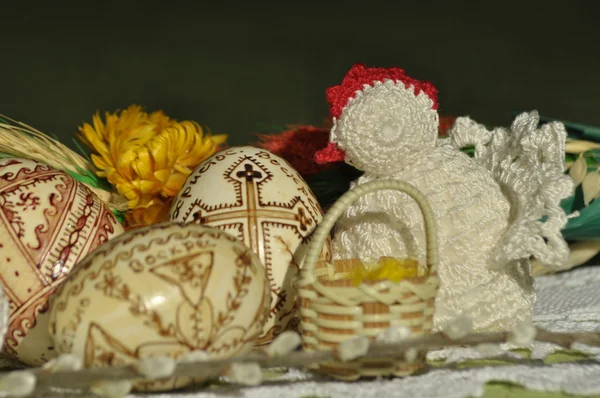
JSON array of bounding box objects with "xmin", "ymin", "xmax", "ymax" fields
[{"xmin": 303, "ymin": 180, "xmax": 438, "ymax": 279}]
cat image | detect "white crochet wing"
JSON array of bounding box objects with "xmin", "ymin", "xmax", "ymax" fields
[{"xmin": 447, "ymin": 111, "xmax": 575, "ymax": 271}]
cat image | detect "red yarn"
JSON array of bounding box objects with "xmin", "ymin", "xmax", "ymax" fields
[
  {"xmin": 314, "ymin": 142, "xmax": 345, "ymax": 165},
  {"xmin": 438, "ymin": 115, "xmax": 457, "ymax": 136},
  {"xmin": 326, "ymin": 64, "xmax": 439, "ymax": 119},
  {"xmin": 255, "ymin": 125, "xmax": 332, "ymax": 176}
]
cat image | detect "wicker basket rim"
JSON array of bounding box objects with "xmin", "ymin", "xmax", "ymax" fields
[{"xmin": 300, "ymin": 180, "xmax": 439, "ymax": 287}]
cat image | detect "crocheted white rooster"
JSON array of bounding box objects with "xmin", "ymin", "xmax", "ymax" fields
[{"xmin": 315, "ymin": 64, "xmax": 574, "ymax": 332}]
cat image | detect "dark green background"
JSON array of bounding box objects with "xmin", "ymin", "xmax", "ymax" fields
[{"xmin": 1, "ymin": 4, "xmax": 598, "ymax": 147}]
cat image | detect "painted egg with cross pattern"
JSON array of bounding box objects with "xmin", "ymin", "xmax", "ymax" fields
[
  {"xmin": 0, "ymin": 158, "xmax": 124, "ymax": 365},
  {"xmin": 170, "ymin": 146, "xmax": 331, "ymax": 345}
]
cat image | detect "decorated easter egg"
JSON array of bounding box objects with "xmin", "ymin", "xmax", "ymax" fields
[
  {"xmin": 0, "ymin": 286, "xmax": 8, "ymax": 352},
  {"xmin": 49, "ymin": 222, "xmax": 271, "ymax": 392},
  {"xmin": 170, "ymin": 146, "xmax": 331, "ymax": 345},
  {"xmin": 0, "ymin": 158, "xmax": 123, "ymax": 365}
]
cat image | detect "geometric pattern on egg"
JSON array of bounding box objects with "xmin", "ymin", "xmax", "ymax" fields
[
  {"xmin": 170, "ymin": 146, "xmax": 332, "ymax": 345},
  {"xmin": 0, "ymin": 157, "xmax": 124, "ymax": 365},
  {"xmin": 49, "ymin": 222, "xmax": 271, "ymax": 392}
]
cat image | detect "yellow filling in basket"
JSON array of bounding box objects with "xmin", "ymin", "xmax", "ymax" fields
[{"xmin": 350, "ymin": 257, "xmax": 421, "ymax": 285}]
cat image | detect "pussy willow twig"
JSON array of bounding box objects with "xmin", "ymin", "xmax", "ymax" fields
[{"xmin": 5, "ymin": 327, "xmax": 600, "ymax": 396}]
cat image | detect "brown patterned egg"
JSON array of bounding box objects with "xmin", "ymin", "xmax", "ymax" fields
[
  {"xmin": 0, "ymin": 158, "xmax": 123, "ymax": 365},
  {"xmin": 169, "ymin": 146, "xmax": 331, "ymax": 345},
  {"xmin": 49, "ymin": 222, "xmax": 271, "ymax": 392}
]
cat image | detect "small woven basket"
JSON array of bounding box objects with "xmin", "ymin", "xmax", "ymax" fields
[{"xmin": 298, "ymin": 180, "xmax": 440, "ymax": 380}]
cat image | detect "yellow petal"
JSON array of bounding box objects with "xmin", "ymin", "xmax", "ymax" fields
[
  {"xmin": 149, "ymin": 137, "xmax": 169, "ymax": 170},
  {"xmin": 90, "ymin": 154, "xmax": 111, "ymax": 172},
  {"xmin": 179, "ymin": 137, "xmax": 215, "ymax": 167},
  {"xmin": 105, "ymin": 171, "xmax": 129, "ymax": 188},
  {"xmin": 148, "ymin": 110, "xmax": 173, "ymax": 131},
  {"xmin": 210, "ymin": 134, "xmax": 228, "ymax": 145},
  {"xmin": 133, "ymin": 179, "xmax": 161, "ymax": 195},
  {"xmin": 126, "ymin": 199, "xmax": 170, "ymax": 227},
  {"xmin": 92, "ymin": 112, "xmax": 106, "ymax": 139},
  {"xmin": 134, "ymin": 195, "xmax": 160, "ymax": 209},
  {"xmin": 173, "ymin": 163, "xmax": 192, "ymax": 176},
  {"xmin": 115, "ymin": 150, "xmax": 139, "ymax": 180},
  {"xmin": 162, "ymin": 173, "xmax": 187, "ymax": 197},
  {"xmin": 131, "ymin": 148, "xmax": 155, "ymax": 180},
  {"xmin": 145, "ymin": 203, "xmax": 170, "ymax": 225},
  {"xmin": 79, "ymin": 123, "xmax": 111, "ymax": 161},
  {"xmin": 115, "ymin": 183, "xmax": 141, "ymax": 203},
  {"xmin": 125, "ymin": 208, "xmax": 147, "ymax": 228},
  {"xmin": 153, "ymin": 169, "xmax": 171, "ymax": 184}
]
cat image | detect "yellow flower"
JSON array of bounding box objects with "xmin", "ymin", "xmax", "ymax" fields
[{"xmin": 78, "ymin": 105, "xmax": 227, "ymax": 227}]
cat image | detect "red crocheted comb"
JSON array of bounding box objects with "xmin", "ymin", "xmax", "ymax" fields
[
  {"xmin": 326, "ymin": 64, "xmax": 439, "ymax": 119},
  {"xmin": 315, "ymin": 64, "xmax": 439, "ymax": 164}
]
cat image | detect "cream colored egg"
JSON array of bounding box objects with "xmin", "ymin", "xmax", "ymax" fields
[
  {"xmin": 0, "ymin": 285, "xmax": 8, "ymax": 351},
  {"xmin": 49, "ymin": 222, "xmax": 271, "ymax": 392},
  {"xmin": 170, "ymin": 146, "xmax": 331, "ymax": 345},
  {"xmin": 0, "ymin": 158, "xmax": 124, "ymax": 365}
]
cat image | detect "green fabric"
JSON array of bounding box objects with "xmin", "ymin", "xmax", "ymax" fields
[
  {"xmin": 562, "ymin": 197, "xmax": 600, "ymax": 240},
  {"xmin": 429, "ymin": 349, "xmax": 596, "ymax": 397},
  {"xmin": 483, "ymin": 382, "xmax": 600, "ymax": 398}
]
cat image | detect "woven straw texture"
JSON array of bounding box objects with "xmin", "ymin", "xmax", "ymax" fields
[{"xmin": 298, "ymin": 180, "xmax": 440, "ymax": 380}]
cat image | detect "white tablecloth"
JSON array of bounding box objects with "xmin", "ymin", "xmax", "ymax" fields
[{"xmin": 10, "ymin": 265, "xmax": 600, "ymax": 398}]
